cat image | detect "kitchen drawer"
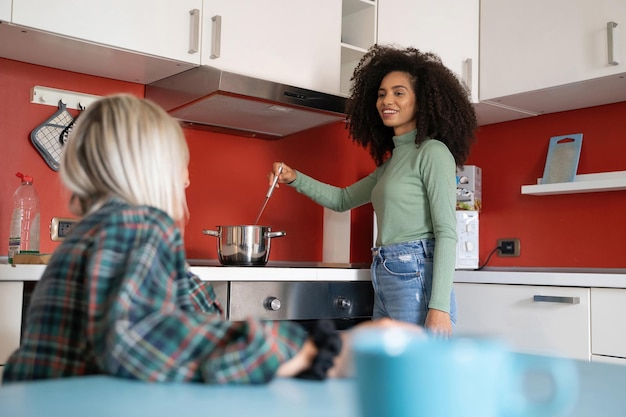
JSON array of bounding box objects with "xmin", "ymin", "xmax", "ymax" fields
[
  {"xmin": 454, "ymin": 283, "xmax": 590, "ymax": 360},
  {"xmin": 591, "ymin": 288, "xmax": 626, "ymax": 359}
]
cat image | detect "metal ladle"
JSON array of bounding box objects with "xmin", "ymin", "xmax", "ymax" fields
[{"xmin": 254, "ymin": 163, "xmax": 283, "ymax": 225}]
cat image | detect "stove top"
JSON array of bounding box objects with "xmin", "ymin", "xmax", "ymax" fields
[{"xmin": 187, "ymin": 259, "xmax": 370, "ymax": 269}]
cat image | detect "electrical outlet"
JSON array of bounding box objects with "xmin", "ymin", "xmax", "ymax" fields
[
  {"xmin": 50, "ymin": 217, "xmax": 78, "ymax": 241},
  {"xmin": 497, "ymin": 238, "xmax": 520, "ymax": 257}
]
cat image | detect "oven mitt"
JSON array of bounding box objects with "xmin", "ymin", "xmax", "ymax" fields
[
  {"xmin": 59, "ymin": 103, "xmax": 85, "ymax": 146},
  {"xmin": 30, "ymin": 100, "xmax": 74, "ymax": 171}
]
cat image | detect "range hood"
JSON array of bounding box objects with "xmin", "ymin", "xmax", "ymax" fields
[{"xmin": 145, "ymin": 66, "xmax": 348, "ymax": 140}]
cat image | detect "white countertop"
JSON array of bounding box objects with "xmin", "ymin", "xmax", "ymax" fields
[
  {"xmin": 0, "ymin": 262, "xmax": 372, "ymax": 282},
  {"xmin": 190, "ymin": 264, "xmax": 372, "ymax": 282},
  {"xmin": 454, "ymin": 268, "xmax": 626, "ymax": 288},
  {"xmin": 3, "ymin": 262, "xmax": 626, "ymax": 288}
]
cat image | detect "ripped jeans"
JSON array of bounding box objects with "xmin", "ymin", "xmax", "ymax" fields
[{"xmin": 370, "ymin": 238, "xmax": 457, "ymax": 326}]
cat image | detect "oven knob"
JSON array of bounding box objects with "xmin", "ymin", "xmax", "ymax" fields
[
  {"xmin": 264, "ymin": 297, "xmax": 281, "ymax": 311},
  {"xmin": 336, "ymin": 296, "xmax": 352, "ymax": 310}
]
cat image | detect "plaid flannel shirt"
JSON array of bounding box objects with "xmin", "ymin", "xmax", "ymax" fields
[{"xmin": 2, "ymin": 199, "xmax": 306, "ymax": 384}]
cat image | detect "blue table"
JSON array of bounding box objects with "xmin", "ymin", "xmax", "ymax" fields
[{"xmin": 2, "ymin": 361, "xmax": 625, "ymax": 417}]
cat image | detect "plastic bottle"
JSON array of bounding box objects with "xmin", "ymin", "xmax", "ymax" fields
[{"xmin": 8, "ymin": 172, "xmax": 40, "ymax": 264}]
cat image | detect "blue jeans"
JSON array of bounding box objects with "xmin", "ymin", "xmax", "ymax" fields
[{"xmin": 370, "ymin": 238, "xmax": 457, "ymax": 327}]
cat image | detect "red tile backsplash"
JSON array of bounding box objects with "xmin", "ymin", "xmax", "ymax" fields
[{"xmin": 2, "ymin": 57, "xmax": 626, "ymax": 268}]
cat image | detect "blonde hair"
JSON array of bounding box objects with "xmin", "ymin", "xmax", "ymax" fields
[{"xmin": 60, "ymin": 94, "xmax": 189, "ymax": 221}]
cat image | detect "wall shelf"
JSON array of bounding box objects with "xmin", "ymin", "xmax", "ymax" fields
[
  {"xmin": 521, "ymin": 171, "xmax": 626, "ymax": 195},
  {"xmin": 340, "ymin": 0, "xmax": 376, "ymax": 96}
]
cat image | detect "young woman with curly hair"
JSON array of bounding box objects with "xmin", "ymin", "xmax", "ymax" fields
[{"xmin": 268, "ymin": 44, "xmax": 478, "ymax": 336}]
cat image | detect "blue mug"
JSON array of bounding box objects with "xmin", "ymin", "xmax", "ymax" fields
[{"xmin": 352, "ymin": 329, "xmax": 578, "ymax": 417}]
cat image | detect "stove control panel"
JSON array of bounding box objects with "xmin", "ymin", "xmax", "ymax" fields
[{"xmin": 229, "ymin": 281, "xmax": 374, "ymax": 321}]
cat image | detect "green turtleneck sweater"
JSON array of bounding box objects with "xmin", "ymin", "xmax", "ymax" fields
[{"xmin": 290, "ymin": 130, "xmax": 457, "ymax": 313}]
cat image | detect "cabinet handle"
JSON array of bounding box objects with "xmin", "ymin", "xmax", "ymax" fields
[
  {"xmin": 533, "ymin": 295, "xmax": 580, "ymax": 304},
  {"xmin": 188, "ymin": 9, "xmax": 200, "ymax": 54},
  {"xmin": 607, "ymin": 21, "xmax": 618, "ymax": 66},
  {"xmin": 210, "ymin": 15, "xmax": 222, "ymax": 59},
  {"xmin": 463, "ymin": 58, "xmax": 473, "ymax": 95}
]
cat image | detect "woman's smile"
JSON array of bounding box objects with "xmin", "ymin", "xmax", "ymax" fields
[{"xmin": 376, "ymin": 71, "xmax": 417, "ymax": 135}]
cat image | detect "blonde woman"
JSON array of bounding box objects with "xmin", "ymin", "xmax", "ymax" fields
[{"xmin": 3, "ymin": 94, "xmax": 417, "ymax": 384}]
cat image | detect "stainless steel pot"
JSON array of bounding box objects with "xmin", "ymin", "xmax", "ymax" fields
[{"xmin": 202, "ymin": 225, "xmax": 286, "ymax": 266}]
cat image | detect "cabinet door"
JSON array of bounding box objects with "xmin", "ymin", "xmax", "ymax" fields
[
  {"xmin": 480, "ymin": 0, "xmax": 626, "ymax": 105},
  {"xmin": 0, "ymin": 0, "xmax": 10, "ymax": 22},
  {"xmin": 202, "ymin": 0, "xmax": 342, "ymax": 94},
  {"xmin": 0, "ymin": 282, "xmax": 23, "ymax": 366},
  {"xmin": 591, "ymin": 288, "xmax": 626, "ymax": 359},
  {"xmin": 11, "ymin": 0, "xmax": 202, "ymax": 64},
  {"xmin": 378, "ymin": 0, "xmax": 479, "ymax": 103},
  {"xmin": 454, "ymin": 283, "xmax": 590, "ymax": 360}
]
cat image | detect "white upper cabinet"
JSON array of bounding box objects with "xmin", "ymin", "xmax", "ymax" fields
[
  {"xmin": 0, "ymin": 0, "xmax": 201, "ymax": 83},
  {"xmin": 377, "ymin": 0, "xmax": 479, "ymax": 103},
  {"xmin": 201, "ymin": 0, "xmax": 342, "ymax": 94},
  {"xmin": 0, "ymin": 0, "xmax": 10, "ymax": 22},
  {"xmin": 480, "ymin": 0, "xmax": 626, "ymax": 115},
  {"xmin": 11, "ymin": 0, "xmax": 202, "ymax": 64}
]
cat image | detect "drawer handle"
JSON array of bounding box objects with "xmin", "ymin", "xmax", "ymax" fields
[
  {"xmin": 464, "ymin": 57, "xmax": 473, "ymax": 95},
  {"xmin": 533, "ymin": 295, "xmax": 580, "ymax": 304},
  {"xmin": 607, "ymin": 21, "xmax": 618, "ymax": 66},
  {"xmin": 211, "ymin": 15, "xmax": 222, "ymax": 59},
  {"xmin": 188, "ymin": 9, "xmax": 200, "ymax": 54}
]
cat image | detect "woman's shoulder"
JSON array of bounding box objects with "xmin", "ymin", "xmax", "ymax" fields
[
  {"xmin": 81, "ymin": 199, "xmax": 176, "ymax": 237},
  {"xmin": 417, "ymin": 139, "xmax": 454, "ymax": 160},
  {"xmin": 420, "ymin": 138, "xmax": 450, "ymax": 152},
  {"xmin": 44, "ymin": 201, "xmax": 177, "ymax": 275},
  {"xmin": 414, "ymin": 139, "xmax": 456, "ymax": 174}
]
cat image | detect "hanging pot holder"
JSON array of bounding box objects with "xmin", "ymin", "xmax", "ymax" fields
[
  {"xmin": 30, "ymin": 100, "xmax": 74, "ymax": 171},
  {"xmin": 59, "ymin": 103, "xmax": 85, "ymax": 146}
]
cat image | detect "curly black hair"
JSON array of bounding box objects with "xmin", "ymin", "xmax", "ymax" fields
[{"xmin": 346, "ymin": 44, "xmax": 478, "ymax": 167}]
